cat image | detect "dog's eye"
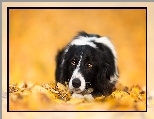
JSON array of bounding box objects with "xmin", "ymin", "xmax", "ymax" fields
[
  {"xmin": 87, "ymin": 63, "xmax": 93, "ymax": 68},
  {"xmin": 71, "ymin": 60, "xmax": 76, "ymax": 66}
]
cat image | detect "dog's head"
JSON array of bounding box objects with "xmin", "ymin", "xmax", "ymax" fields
[{"xmin": 56, "ymin": 31, "xmax": 119, "ymax": 97}]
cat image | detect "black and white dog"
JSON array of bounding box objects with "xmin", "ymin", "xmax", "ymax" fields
[{"xmin": 55, "ymin": 31, "xmax": 119, "ymax": 99}]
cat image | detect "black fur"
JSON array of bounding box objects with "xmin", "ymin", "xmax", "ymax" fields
[{"xmin": 55, "ymin": 31, "xmax": 118, "ymax": 97}]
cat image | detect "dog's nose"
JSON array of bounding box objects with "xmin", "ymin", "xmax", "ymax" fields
[{"xmin": 72, "ymin": 78, "xmax": 81, "ymax": 88}]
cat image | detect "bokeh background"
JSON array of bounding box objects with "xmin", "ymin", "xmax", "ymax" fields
[{"xmin": 9, "ymin": 9, "xmax": 146, "ymax": 87}]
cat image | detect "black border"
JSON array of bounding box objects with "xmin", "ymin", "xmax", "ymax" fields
[{"xmin": 7, "ymin": 7, "xmax": 147, "ymax": 112}]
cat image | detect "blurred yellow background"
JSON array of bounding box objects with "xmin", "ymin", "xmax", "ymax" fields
[{"xmin": 9, "ymin": 9, "xmax": 146, "ymax": 87}]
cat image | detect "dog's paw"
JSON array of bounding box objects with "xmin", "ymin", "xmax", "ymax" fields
[
  {"xmin": 83, "ymin": 94, "xmax": 94, "ymax": 101},
  {"xmin": 71, "ymin": 93, "xmax": 94, "ymax": 102},
  {"xmin": 71, "ymin": 93, "xmax": 84, "ymax": 99}
]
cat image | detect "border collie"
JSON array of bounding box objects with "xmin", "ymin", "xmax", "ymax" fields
[{"xmin": 55, "ymin": 31, "xmax": 119, "ymax": 100}]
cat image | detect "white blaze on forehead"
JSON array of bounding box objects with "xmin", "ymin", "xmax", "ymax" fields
[
  {"xmin": 69, "ymin": 55, "xmax": 86, "ymax": 92},
  {"xmin": 70, "ymin": 36, "xmax": 97, "ymax": 48},
  {"xmin": 70, "ymin": 36, "xmax": 117, "ymax": 59}
]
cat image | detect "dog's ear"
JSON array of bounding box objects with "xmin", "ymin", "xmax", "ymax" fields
[
  {"xmin": 55, "ymin": 49, "xmax": 70, "ymax": 84},
  {"xmin": 94, "ymin": 53, "xmax": 117, "ymax": 96},
  {"xmin": 96, "ymin": 66, "xmax": 116, "ymax": 96},
  {"xmin": 55, "ymin": 49, "xmax": 66, "ymax": 84},
  {"xmin": 96, "ymin": 52, "xmax": 112, "ymax": 80}
]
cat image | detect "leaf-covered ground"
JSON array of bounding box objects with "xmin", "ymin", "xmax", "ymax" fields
[
  {"xmin": 9, "ymin": 82, "xmax": 146, "ymax": 111},
  {"xmin": 8, "ymin": 9, "xmax": 147, "ymax": 112}
]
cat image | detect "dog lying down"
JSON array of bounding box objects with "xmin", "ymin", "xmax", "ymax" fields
[{"xmin": 55, "ymin": 31, "xmax": 119, "ymax": 101}]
